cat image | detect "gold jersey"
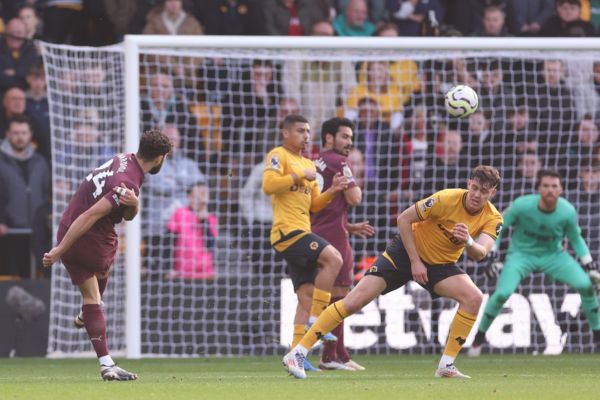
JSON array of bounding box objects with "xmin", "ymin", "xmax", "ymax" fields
[
  {"xmin": 263, "ymin": 146, "xmax": 321, "ymax": 250},
  {"xmin": 412, "ymin": 189, "xmax": 503, "ymax": 265}
]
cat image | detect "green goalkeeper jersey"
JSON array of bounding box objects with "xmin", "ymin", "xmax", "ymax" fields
[{"xmin": 497, "ymin": 194, "xmax": 590, "ymax": 258}]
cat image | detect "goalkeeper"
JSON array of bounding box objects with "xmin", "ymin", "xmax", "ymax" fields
[{"xmin": 470, "ymin": 169, "xmax": 600, "ymax": 355}]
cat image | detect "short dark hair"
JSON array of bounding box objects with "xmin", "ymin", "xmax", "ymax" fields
[
  {"xmin": 321, "ymin": 117, "xmax": 354, "ymax": 147},
  {"xmin": 536, "ymin": 169, "xmax": 562, "ymax": 188},
  {"xmin": 281, "ymin": 114, "xmax": 309, "ymax": 130},
  {"xmin": 471, "ymin": 165, "xmax": 501, "ymax": 189},
  {"xmin": 186, "ymin": 181, "xmax": 207, "ymax": 195},
  {"xmin": 7, "ymin": 114, "xmax": 32, "ymax": 133},
  {"xmin": 137, "ymin": 129, "xmax": 172, "ymax": 161}
]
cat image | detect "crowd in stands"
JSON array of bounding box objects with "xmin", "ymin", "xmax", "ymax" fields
[{"xmin": 1, "ymin": 0, "xmax": 600, "ymax": 281}]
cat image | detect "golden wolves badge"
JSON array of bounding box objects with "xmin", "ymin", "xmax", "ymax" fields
[{"xmin": 310, "ymin": 241, "xmax": 319, "ymax": 250}]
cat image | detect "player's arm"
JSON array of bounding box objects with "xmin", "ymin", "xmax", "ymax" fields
[
  {"xmin": 262, "ymin": 169, "xmax": 299, "ymax": 195},
  {"xmin": 564, "ymin": 208, "xmax": 598, "ymax": 280},
  {"xmin": 343, "ymin": 185, "xmax": 362, "ymax": 207},
  {"xmin": 42, "ymin": 197, "xmax": 113, "ymax": 267},
  {"xmin": 397, "ymin": 205, "xmax": 429, "ymax": 285},
  {"xmin": 310, "ymin": 172, "xmax": 348, "ymax": 213},
  {"xmin": 460, "ymin": 227, "xmax": 496, "ymax": 261},
  {"xmin": 114, "ymin": 183, "xmax": 139, "ymax": 221}
]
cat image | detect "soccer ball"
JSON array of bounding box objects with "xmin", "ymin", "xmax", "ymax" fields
[{"xmin": 445, "ymin": 85, "xmax": 479, "ymax": 118}]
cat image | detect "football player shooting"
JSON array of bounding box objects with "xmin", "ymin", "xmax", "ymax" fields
[
  {"xmin": 283, "ymin": 165, "xmax": 503, "ymax": 379},
  {"xmin": 42, "ymin": 130, "xmax": 172, "ymax": 381},
  {"xmin": 470, "ymin": 169, "xmax": 600, "ymax": 355}
]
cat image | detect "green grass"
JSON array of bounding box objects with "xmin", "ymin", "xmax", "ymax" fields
[{"xmin": 1, "ymin": 354, "xmax": 598, "ymax": 400}]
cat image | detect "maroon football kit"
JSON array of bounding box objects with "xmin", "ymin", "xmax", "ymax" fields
[
  {"xmin": 58, "ymin": 153, "xmax": 144, "ymax": 284},
  {"xmin": 311, "ymin": 150, "xmax": 357, "ymax": 286}
]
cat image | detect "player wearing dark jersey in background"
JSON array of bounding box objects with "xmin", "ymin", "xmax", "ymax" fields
[
  {"xmin": 43, "ymin": 130, "xmax": 172, "ymax": 381},
  {"xmin": 312, "ymin": 117, "xmax": 374, "ymax": 371}
]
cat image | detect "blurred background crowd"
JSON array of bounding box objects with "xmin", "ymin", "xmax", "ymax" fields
[{"xmin": 1, "ymin": 0, "xmax": 599, "ymax": 283}]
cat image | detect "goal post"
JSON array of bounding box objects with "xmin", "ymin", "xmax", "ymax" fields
[{"xmin": 44, "ymin": 36, "xmax": 600, "ymax": 359}]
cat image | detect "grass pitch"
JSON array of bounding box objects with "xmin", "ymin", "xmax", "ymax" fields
[{"xmin": 1, "ymin": 354, "xmax": 598, "ymax": 400}]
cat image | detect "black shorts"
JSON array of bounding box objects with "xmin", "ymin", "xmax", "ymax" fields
[
  {"xmin": 274, "ymin": 230, "xmax": 329, "ymax": 291},
  {"xmin": 364, "ymin": 235, "xmax": 466, "ymax": 297}
]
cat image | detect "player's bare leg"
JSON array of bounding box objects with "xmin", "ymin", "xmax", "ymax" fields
[
  {"xmin": 432, "ymin": 275, "xmax": 483, "ymax": 379},
  {"xmin": 283, "ymin": 276, "xmax": 385, "ymax": 379},
  {"xmin": 293, "ymin": 284, "xmax": 321, "ymax": 372},
  {"xmin": 79, "ymin": 275, "xmax": 138, "ymax": 381}
]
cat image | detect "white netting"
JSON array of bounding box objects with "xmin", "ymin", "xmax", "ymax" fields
[{"xmin": 44, "ymin": 39, "xmax": 600, "ymax": 357}]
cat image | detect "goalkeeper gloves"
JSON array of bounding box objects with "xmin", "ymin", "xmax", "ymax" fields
[
  {"xmin": 582, "ymin": 260, "xmax": 600, "ymax": 287},
  {"xmin": 483, "ymin": 250, "xmax": 502, "ymax": 280}
]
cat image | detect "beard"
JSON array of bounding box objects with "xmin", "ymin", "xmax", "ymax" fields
[{"xmin": 149, "ymin": 159, "xmax": 164, "ymax": 175}]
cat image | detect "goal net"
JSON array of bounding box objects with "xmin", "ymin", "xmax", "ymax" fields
[{"xmin": 43, "ymin": 37, "xmax": 600, "ymax": 357}]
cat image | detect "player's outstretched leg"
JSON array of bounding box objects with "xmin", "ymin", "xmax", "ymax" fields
[{"xmin": 282, "ymin": 348, "xmax": 307, "ymax": 379}]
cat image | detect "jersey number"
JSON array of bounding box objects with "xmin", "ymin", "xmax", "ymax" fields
[{"xmin": 86, "ymin": 159, "xmax": 114, "ymax": 199}]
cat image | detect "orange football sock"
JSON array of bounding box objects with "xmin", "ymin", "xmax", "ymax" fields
[
  {"xmin": 443, "ymin": 308, "xmax": 477, "ymax": 359},
  {"xmin": 309, "ymin": 288, "xmax": 331, "ymax": 319},
  {"xmin": 300, "ymin": 301, "xmax": 349, "ymax": 350},
  {"xmin": 292, "ymin": 324, "xmax": 305, "ymax": 348}
]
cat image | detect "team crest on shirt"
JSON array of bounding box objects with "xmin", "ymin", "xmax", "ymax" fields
[
  {"xmin": 369, "ymin": 265, "xmax": 378, "ymax": 273},
  {"xmin": 421, "ymin": 197, "xmax": 436, "ymax": 212},
  {"xmin": 310, "ymin": 241, "xmax": 319, "ymax": 250},
  {"xmin": 496, "ymin": 223, "xmax": 503, "ymax": 236},
  {"xmin": 270, "ymin": 154, "xmax": 281, "ymax": 169},
  {"xmin": 342, "ymin": 165, "xmax": 354, "ymax": 181}
]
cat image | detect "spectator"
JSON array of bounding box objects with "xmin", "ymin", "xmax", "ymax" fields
[
  {"xmin": 336, "ymin": 0, "xmax": 387, "ymax": 23},
  {"xmin": 565, "ymin": 115, "xmax": 599, "ymax": 184},
  {"xmin": 477, "ymin": 59, "xmax": 514, "ymax": 125},
  {"xmin": 463, "ymin": 111, "xmax": 494, "ymax": 168},
  {"xmin": 398, "ymin": 104, "xmax": 431, "ymax": 196},
  {"xmin": 140, "ymin": 72, "xmax": 199, "ymax": 161},
  {"xmin": 104, "ymin": 0, "xmax": 138, "ymax": 41},
  {"xmin": 346, "ymin": 61, "xmax": 405, "ymax": 130},
  {"xmin": 56, "ymin": 117, "xmax": 117, "ymax": 174},
  {"xmin": 472, "ymin": 5, "xmax": 512, "ymax": 36},
  {"xmin": 442, "ymin": 0, "xmax": 505, "ymax": 35},
  {"xmin": 347, "ymin": 147, "xmax": 366, "ymax": 188},
  {"xmin": 263, "ymin": 0, "xmax": 328, "ymax": 35},
  {"xmin": 142, "ymin": 124, "xmax": 206, "ymax": 280},
  {"xmin": 281, "ymin": 20, "xmax": 356, "ymax": 130},
  {"xmin": 80, "ymin": 0, "xmax": 123, "ymax": 46},
  {"xmin": 351, "ymin": 96, "xmax": 399, "ymax": 250},
  {"xmin": 42, "ymin": 0, "xmax": 85, "ymax": 44},
  {"xmin": 166, "ymin": 182, "xmax": 218, "ymax": 280},
  {"xmin": 387, "ymin": 0, "xmax": 444, "ymax": 36},
  {"xmin": 221, "ymin": 59, "xmax": 282, "ymax": 167},
  {"xmin": 506, "ymin": 0, "xmax": 554, "ymax": 36},
  {"xmin": 424, "ymin": 130, "xmax": 469, "ymax": 194},
  {"xmin": 527, "ymin": 59, "xmax": 576, "ymax": 159},
  {"xmin": 540, "ymin": 0, "xmax": 595, "ymax": 36},
  {"xmin": 194, "ymin": 0, "xmax": 265, "ymax": 35},
  {"xmin": 0, "ymin": 115, "xmax": 50, "ymax": 277},
  {"xmin": 0, "ymin": 18, "xmax": 37, "ymax": 93},
  {"xmin": 18, "ymin": 5, "xmax": 41, "ymax": 40},
  {"xmin": 0, "ymin": 87, "xmax": 48, "ymax": 164},
  {"xmin": 332, "ymin": 0, "xmax": 376, "ymax": 36},
  {"xmin": 25, "ymin": 62, "xmax": 49, "ymax": 162},
  {"xmin": 501, "ymin": 151, "xmax": 542, "ymax": 206},
  {"xmin": 142, "ymin": 0, "xmax": 203, "ymax": 35},
  {"xmin": 568, "ymin": 161, "xmax": 600, "ymax": 261}
]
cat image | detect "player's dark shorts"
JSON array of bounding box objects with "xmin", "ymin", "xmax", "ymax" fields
[
  {"xmin": 274, "ymin": 230, "xmax": 329, "ymax": 291},
  {"xmin": 58, "ymin": 224, "xmax": 117, "ymax": 286},
  {"xmin": 365, "ymin": 235, "xmax": 466, "ymax": 297}
]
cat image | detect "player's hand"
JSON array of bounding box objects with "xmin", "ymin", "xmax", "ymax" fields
[
  {"xmin": 303, "ymin": 169, "xmax": 316, "ymax": 181},
  {"xmin": 483, "ymin": 250, "xmax": 502, "ymax": 280},
  {"xmin": 0, "ymin": 223, "xmax": 7, "ymax": 236},
  {"xmin": 411, "ymin": 259, "xmax": 428, "ymax": 286},
  {"xmin": 583, "ymin": 260, "xmax": 600, "ymax": 286},
  {"xmin": 347, "ymin": 221, "xmax": 375, "ymax": 239},
  {"xmin": 42, "ymin": 247, "xmax": 61, "ymax": 268},
  {"xmin": 113, "ymin": 183, "xmax": 138, "ymax": 207},
  {"xmin": 451, "ymin": 223, "xmax": 470, "ymax": 244},
  {"xmin": 330, "ymin": 172, "xmax": 349, "ymax": 193}
]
